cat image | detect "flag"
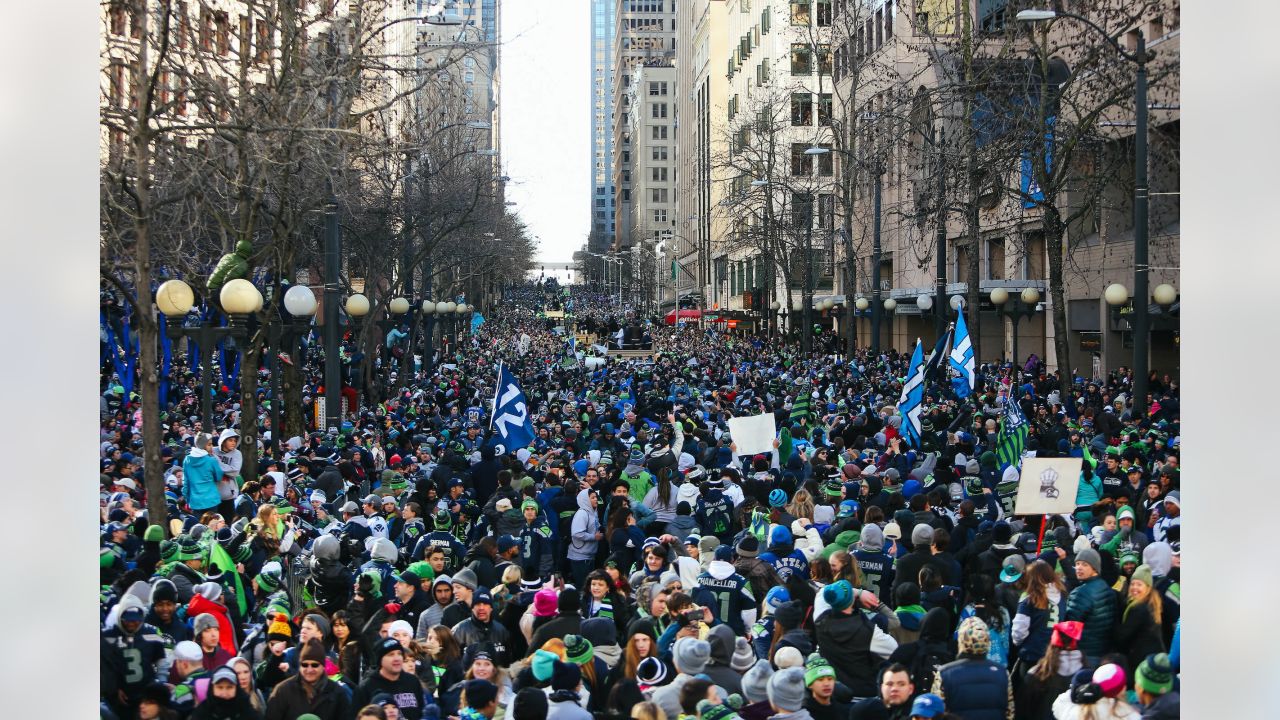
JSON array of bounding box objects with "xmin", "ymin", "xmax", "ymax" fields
[
  {"xmin": 207, "ymin": 542, "xmax": 247, "ymax": 617},
  {"xmin": 489, "ymin": 363, "xmax": 535, "ymax": 453},
  {"xmin": 897, "ymin": 339, "xmax": 926, "ymax": 447},
  {"xmin": 949, "ymin": 311, "xmax": 975, "ymax": 398},
  {"xmin": 996, "ymin": 391, "xmax": 1029, "ymax": 470},
  {"xmin": 923, "ymin": 325, "xmax": 954, "ymax": 385},
  {"xmin": 789, "ymin": 390, "xmax": 811, "ymax": 425}
]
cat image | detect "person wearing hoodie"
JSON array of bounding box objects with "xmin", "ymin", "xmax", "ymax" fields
[
  {"xmin": 1099, "ymin": 506, "xmax": 1150, "ymax": 560},
  {"xmin": 651, "ymin": 636, "xmax": 712, "ymax": 720},
  {"xmin": 665, "ymin": 501, "xmax": 701, "ymax": 543},
  {"xmin": 189, "ymin": 665, "xmax": 262, "ymax": 720},
  {"xmin": 695, "ymin": 546, "xmax": 757, "ymax": 635},
  {"xmin": 188, "ymin": 583, "xmax": 238, "ymax": 656},
  {"xmin": 547, "ymin": 661, "xmax": 594, "ymax": 720},
  {"xmin": 1141, "ymin": 541, "xmax": 1180, "ymax": 648},
  {"xmin": 702, "ymin": 624, "xmax": 745, "ymax": 694},
  {"xmin": 103, "ymin": 597, "xmax": 170, "ymax": 710},
  {"xmin": 183, "ymin": 433, "xmax": 224, "ymax": 516},
  {"xmin": 852, "ymin": 524, "xmax": 895, "ymax": 600},
  {"xmin": 891, "ymin": 525, "xmax": 941, "ymax": 599},
  {"xmin": 359, "ymin": 537, "xmax": 401, "ymax": 601},
  {"xmin": 621, "ymin": 447, "xmax": 655, "ymax": 503},
  {"xmin": 147, "ymin": 577, "xmax": 192, "ymax": 644},
  {"xmin": 214, "ymin": 428, "xmax": 244, "ymax": 520},
  {"xmin": 758, "ymin": 525, "xmax": 811, "ymax": 582},
  {"xmin": 889, "ymin": 583, "xmax": 926, "ymax": 646},
  {"xmin": 569, "ymin": 487, "xmax": 604, "ymax": 588},
  {"xmin": 886, "ymin": 607, "xmax": 953, "ymax": 696}
]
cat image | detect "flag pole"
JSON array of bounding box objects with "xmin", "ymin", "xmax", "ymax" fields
[
  {"xmin": 489, "ymin": 360, "xmax": 502, "ymax": 433},
  {"xmin": 1035, "ymin": 513, "xmax": 1049, "ymax": 554}
]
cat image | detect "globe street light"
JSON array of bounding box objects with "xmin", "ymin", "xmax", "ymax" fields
[{"xmin": 992, "ymin": 287, "xmax": 1040, "ymax": 367}]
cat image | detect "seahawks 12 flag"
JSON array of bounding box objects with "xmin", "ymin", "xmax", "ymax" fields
[{"xmin": 897, "ymin": 339, "xmax": 925, "ymax": 448}]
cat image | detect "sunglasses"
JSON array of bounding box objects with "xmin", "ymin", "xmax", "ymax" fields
[{"xmin": 300, "ymin": 662, "xmax": 323, "ymax": 669}]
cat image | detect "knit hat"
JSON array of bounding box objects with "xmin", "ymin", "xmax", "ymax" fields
[
  {"xmin": 299, "ymin": 637, "xmax": 326, "ymax": 666},
  {"xmin": 741, "ymin": 658, "xmax": 774, "ymax": 704},
  {"xmin": 407, "ymin": 561, "xmax": 436, "ymax": 582},
  {"xmin": 636, "ymin": 656, "xmax": 670, "ymax": 686},
  {"xmin": 698, "ymin": 700, "xmax": 742, "ymax": 720},
  {"xmin": 957, "ymin": 616, "xmax": 992, "ymax": 657},
  {"xmin": 256, "ymin": 561, "xmax": 284, "ymax": 593},
  {"xmin": 911, "ymin": 523, "xmax": 934, "ymax": 547},
  {"xmin": 736, "ymin": 534, "xmax": 760, "ymax": 559},
  {"xmin": 822, "ymin": 579, "xmax": 855, "ymax": 612},
  {"xmin": 150, "ymin": 578, "xmax": 177, "ymax": 605},
  {"xmin": 452, "ymin": 567, "xmax": 479, "ymax": 591},
  {"xmin": 266, "ymin": 613, "xmax": 292, "ymax": 643},
  {"xmin": 773, "ymin": 646, "xmax": 804, "ymax": 669},
  {"xmin": 521, "ymin": 498, "xmax": 539, "ymax": 512},
  {"xmin": 373, "ymin": 637, "xmax": 403, "ymax": 664},
  {"xmin": 531, "ymin": 649, "xmax": 559, "ymax": 683},
  {"xmin": 730, "ymin": 637, "xmax": 756, "ymax": 672},
  {"xmin": 174, "ymin": 535, "xmax": 202, "ymax": 561},
  {"xmin": 1136, "ymin": 653, "xmax": 1174, "ymax": 695},
  {"xmin": 557, "ymin": 589, "xmax": 581, "ymax": 614},
  {"xmin": 699, "ymin": 534, "xmax": 722, "ymax": 558},
  {"xmin": 387, "ymin": 620, "xmax": 414, "ymax": 639},
  {"xmin": 767, "ymin": 666, "xmax": 807, "ymax": 711},
  {"xmin": 193, "ymin": 613, "xmax": 219, "ymax": 639},
  {"xmin": 769, "ymin": 525, "xmax": 792, "ymax": 548},
  {"xmin": 143, "ymin": 524, "xmax": 165, "ymax": 543},
  {"xmin": 768, "ymin": 488, "xmax": 788, "ymax": 507},
  {"xmin": 580, "ymin": 617, "xmax": 617, "ymax": 648},
  {"xmin": 773, "ymin": 600, "xmax": 805, "ymax": 631},
  {"xmin": 551, "ymin": 660, "xmax": 582, "ymax": 692},
  {"xmin": 464, "ymin": 679, "xmax": 499, "ymax": 709},
  {"xmin": 1076, "ymin": 547, "xmax": 1102, "ymax": 575},
  {"xmin": 564, "ymin": 634, "xmax": 595, "ymax": 665},
  {"xmin": 1130, "ymin": 563, "xmax": 1155, "ymax": 589},
  {"xmin": 673, "ymin": 636, "xmax": 711, "ymax": 675},
  {"xmin": 532, "ymin": 588, "xmax": 558, "ymax": 617},
  {"xmin": 803, "ymin": 653, "xmax": 836, "ymax": 686},
  {"xmin": 1093, "ymin": 664, "xmax": 1127, "ymax": 697},
  {"xmin": 883, "ymin": 521, "xmax": 902, "ymax": 540}
]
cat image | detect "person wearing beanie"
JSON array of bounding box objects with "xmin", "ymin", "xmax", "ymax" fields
[
  {"xmin": 635, "ymin": 655, "xmax": 672, "ymax": 691},
  {"xmin": 731, "ymin": 637, "xmax": 757, "ymax": 673},
  {"xmin": 852, "ymin": 524, "xmax": 896, "ymax": 601},
  {"xmin": 442, "ymin": 566, "xmax": 480, "ymax": 629},
  {"xmin": 651, "ymin": 636, "xmax": 712, "ymax": 720},
  {"xmin": 766, "ymin": 666, "xmax": 811, "ymax": 718},
  {"xmin": 144, "ymin": 577, "xmax": 191, "ymax": 644},
  {"xmin": 187, "ymin": 583, "xmax": 237, "ymax": 659},
  {"xmin": 1135, "ymin": 653, "xmax": 1178, "ymax": 718},
  {"xmin": 699, "ymin": 698, "xmax": 744, "ymax": 720},
  {"xmin": 758, "ymin": 523, "xmax": 811, "ymax": 582},
  {"xmin": 740, "ymin": 658, "xmax": 775, "ymax": 720},
  {"xmin": 512, "ymin": 685, "xmax": 550, "ymax": 720},
  {"xmin": 547, "ymin": 660, "xmax": 592, "ymax": 720},
  {"xmin": 891, "ymin": 523, "xmax": 941, "ymax": 600},
  {"xmin": 418, "ymin": 573, "xmax": 455, "ymax": 636},
  {"xmin": 263, "ymin": 638, "xmax": 351, "ymax": 720},
  {"xmin": 451, "ymin": 592, "xmax": 513, "ymax": 667},
  {"xmin": 182, "ymin": 432, "xmax": 224, "ymax": 516},
  {"xmin": 527, "ymin": 588, "xmax": 584, "ymax": 653},
  {"xmin": 462, "ymin": 678, "xmax": 500, "ymax": 720},
  {"xmin": 801, "ymin": 653, "xmax": 848, "ymax": 720},
  {"xmin": 192, "ymin": 664, "xmax": 257, "ymax": 720},
  {"xmin": 703, "ymin": 624, "xmax": 745, "ymax": 695},
  {"xmin": 930, "ymin": 616, "xmax": 1012, "ymax": 720},
  {"xmin": 1115, "ymin": 564, "xmax": 1166, "ymax": 673},
  {"xmin": 774, "ymin": 646, "xmax": 805, "ymax": 670},
  {"xmin": 350, "ymin": 637, "xmax": 427, "ymax": 719},
  {"xmin": 1065, "ymin": 545, "xmax": 1119, "ymax": 665},
  {"xmin": 814, "ymin": 580, "xmax": 898, "ymax": 698}
]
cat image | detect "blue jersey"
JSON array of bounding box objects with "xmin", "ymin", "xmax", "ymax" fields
[
  {"xmin": 695, "ymin": 569, "xmax": 756, "ymax": 634},
  {"xmin": 695, "ymin": 491, "xmax": 734, "ymax": 541},
  {"xmin": 412, "ymin": 530, "xmax": 467, "ymax": 572},
  {"xmin": 853, "ymin": 548, "xmax": 896, "ymax": 599},
  {"xmin": 518, "ymin": 520, "xmax": 554, "ymax": 577},
  {"xmin": 102, "ymin": 622, "xmax": 169, "ymax": 694},
  {"xmin": 760, "ymin": 549, "xmax": 810, "ymax": 582}
]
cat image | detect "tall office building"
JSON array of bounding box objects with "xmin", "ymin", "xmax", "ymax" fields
[
  {"xmin": 611, "ymin": 0, "xmax": 676, "ymax": 252},
  {"xmin": 590, "ymin": 0, "xmax": 616, "ymax": 246}
]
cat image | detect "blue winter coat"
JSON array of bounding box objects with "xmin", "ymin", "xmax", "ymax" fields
[{"xmin": 182, "ymin": 449, "xmax": 223, "ymax": 512}]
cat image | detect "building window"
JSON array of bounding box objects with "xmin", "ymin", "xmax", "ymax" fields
[
  {"xmin": 818, "ymin": 93, "xmax": 833, "ymax": 125},
  {"xmin": 818, "ymin": 194, "xmax": 835, "ymax": 228},
  {"xmin": 648, "ymin": 81, "xmax": 667, "ymax": 96},
  {"xmin": 792, "ymin": 192, "xmax": 814, "ymax": 228},
  {"xmin": 791, "ymin": 92, "xmax": 813, "ymax": 126},
  {"xmin": 791, "ymin": 44, "xmax": 812, "ymax": 74},
  {"xmin": 791, "ymin": 2, "xmax": 811, "ymax": 25},
  {"xmin": 651, "ymin": 188, "xmax": 668, "ymax": 203},
  {"xmin": 791, "ymin": 143, "xmax": 814, "ymax": 176},
  {"xmin": 109, "ymin": 3, "xmax": 127, "ymax": 35},
  {"xmin": 652, "ymin": 146, "xmax": 668, "ymax": 161},
  {"xmin": 816, "ymin": 1, "xmax": 832, "ymax": 26},
  {"xmin": 654, "ymin": 209, "xmax": 668, "ymax": 223},
  {"xmin": 987, "ymin": 237, "xmax": 1005, "ymax": 280},
  {"xmin": 817, "ymin": 144, "xmax": 834, "ymax": 175},
  {"xmin": 818, "ymin": 44, "xmax": 832, "ymax": 74},
  {"xmin": 651, "ymin": 103, "xmax": 668, "ymax": 119},
  {"xmin": 652, "ymin": 167, "xmax": 668, "ymax": 182},
  {"xmin": 651, "ymin": 125, "xmax": 668, "ymax": 140},
  {"xmin": 215, "ymin": 12, "xmax": 230, "ymax": 56},
  {"xmin": 200, "ymin": 8, "xmax": 213, "ymax": 50},
  {"xmin": 107, "ymin": 60, "xmax": 125, "ymax": 108}
]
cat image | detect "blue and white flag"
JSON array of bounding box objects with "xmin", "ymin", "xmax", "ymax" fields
[
  {"xmin": 924, "ymin": 324, "xmax": 954, "ymax": 384},
  {"xmin": 897, "ymin": 339, "xmax": 926, "ymax": 448},
  {"xmin": 949, "ymin": 311, "xmax": 975, "ymax": 398},
  {"xmin": 488, "ymin": 363, "xmax": 535, "ymax": 454}
]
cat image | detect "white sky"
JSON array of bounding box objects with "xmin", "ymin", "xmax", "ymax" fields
[{"xmin": 500, "ymin": 2, "xmax": 590, "ymax": 264}]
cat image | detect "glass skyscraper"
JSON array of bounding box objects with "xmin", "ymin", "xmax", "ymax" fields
[{"xmin": 590, "ymin": 0, "xmax": 615, "ymax": 244}]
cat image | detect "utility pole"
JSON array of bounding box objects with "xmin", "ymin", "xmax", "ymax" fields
[{"xmin": 871, "ymin": 168, "xmax": 883, "ymax": 355}]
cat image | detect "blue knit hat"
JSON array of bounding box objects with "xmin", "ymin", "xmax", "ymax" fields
[
  {"xmin": 822, "ymin": 579, "xmax": 855, "ymax": 612},
  {"xmin": 769, "ymin": 525, "xmax": 792, "ymax": 548},
  {"xmin": 768, "ymin": 488, "xmax": 788, "ymax": 507}
]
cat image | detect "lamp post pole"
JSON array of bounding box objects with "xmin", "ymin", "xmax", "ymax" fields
[{"xmin": 871, "ymin": 169, "xmax": 883, "ymax": 355}]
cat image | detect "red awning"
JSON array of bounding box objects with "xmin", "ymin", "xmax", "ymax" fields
[{"xmin": 663, "ymin": 308, "xmax": 702, "ymax": 325}]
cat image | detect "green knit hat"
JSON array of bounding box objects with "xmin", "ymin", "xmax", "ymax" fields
[
  {"xmin": 231, "ymin": 544, "xmax": 252, "ymax": 564},
  {"xmin": 1135, "ymin": 653, "xmax": 1174, "ymax": 695},
  {"xmin": 256, "ymin": 562, "xmax": 284, "ymax": 593},
  {"xmin": 803, "ymin": 653, "xmax": 836, "ymax": 686},
  {"xmin": 160, "ymin": 539, "xmax": 179, "ymax": 563},
  {"xmin": 359, "ymin": 570, "xmax": 383, "ymax": 599},
  {"xmin": 408, "ymin": 561, "xmax": 436, "ymax": 582},
  {"xmin": 564, "ymin": 634, "xmax": 594, "ymax": 665},
  {"xmin": 174, "ymin": 535, "xmax": 203, "ymax": 562},
  {"xmin": 143, "ymin": 524, "xmax": 165, "ymax": 543}
]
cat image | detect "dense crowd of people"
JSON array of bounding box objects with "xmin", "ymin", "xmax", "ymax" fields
[{"xmin": 100, "ymin": 280, "xmax": 1181, "ymax": 720}]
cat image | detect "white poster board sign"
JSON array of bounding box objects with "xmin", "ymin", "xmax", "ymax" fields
[
  {"xmin": 1013, "ymin": 457, "xmax": 1083, "ymax": 516},
  {"xmin": 726, "ymin": 413, "xmax": 777, "ymax": 456}
]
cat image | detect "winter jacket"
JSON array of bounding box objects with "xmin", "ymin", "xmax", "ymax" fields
[
  {"xmin": 451, "ymin": 616, "xmax": 512, "ymax": 666},
  {"xmin": 1064, "ymin": 576, "xmax": 1118, "ymax": 659},
  {"xmin": 1049, "ymin": 691, "xmax": 1139, "ymax": 719},
  {"xmin": 188, "ymin": 593, "xmax": 237, "ymax": 655},
  {"xmin": 183, "ymin": 448, "xmax": 224, "ymax": 512},
  {"xmin": 815, "ymin": 608, "xmax": 898, "ymax": 698},
  {"xmin": 1115, "ymin": 601, "xmax": 1165, "ymax": 672},
  {"xmin": 263, "ymin": 675, "xmax": 351, "ymax": 720},
  {"xmin": 932, "ymin": 656, "xmax": 1012, "ymax": 720}
]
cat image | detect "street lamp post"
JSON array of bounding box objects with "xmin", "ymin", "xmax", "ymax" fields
[
  {"xmin": 990, "ymin": 287, "xmax": 1041, "ymax": 368},
  {"xmin": 156, "ymin": 278, "xmax": 262, "ymax": 431},
  {"xmin": 1018, "ymin": 7, "xmax": 1153, "ymax": 414},
  {"xmin": 267, "ymin": 284, "xmax": 319, "ymax": 456}
]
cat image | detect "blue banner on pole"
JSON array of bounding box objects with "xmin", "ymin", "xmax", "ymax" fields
[
  {"xmin": 488, "ymin": 363, "xmax": 534, "ymax": 454},
  {"xmin": 1021, "ymin": 115, "xmax": 1055, "ymax": 208}
]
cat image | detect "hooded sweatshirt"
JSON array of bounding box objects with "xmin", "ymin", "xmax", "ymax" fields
[
  {"xmin": 214, "ymin": 429, "xmax": 243, "ymax": 499},
  {"xmin": 568, "ymin": 489, "xmax": 600, "ymax": 561},
  {"xmin": 182, "ymin": 445, "xmax": 224, "ymax": 512}
]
